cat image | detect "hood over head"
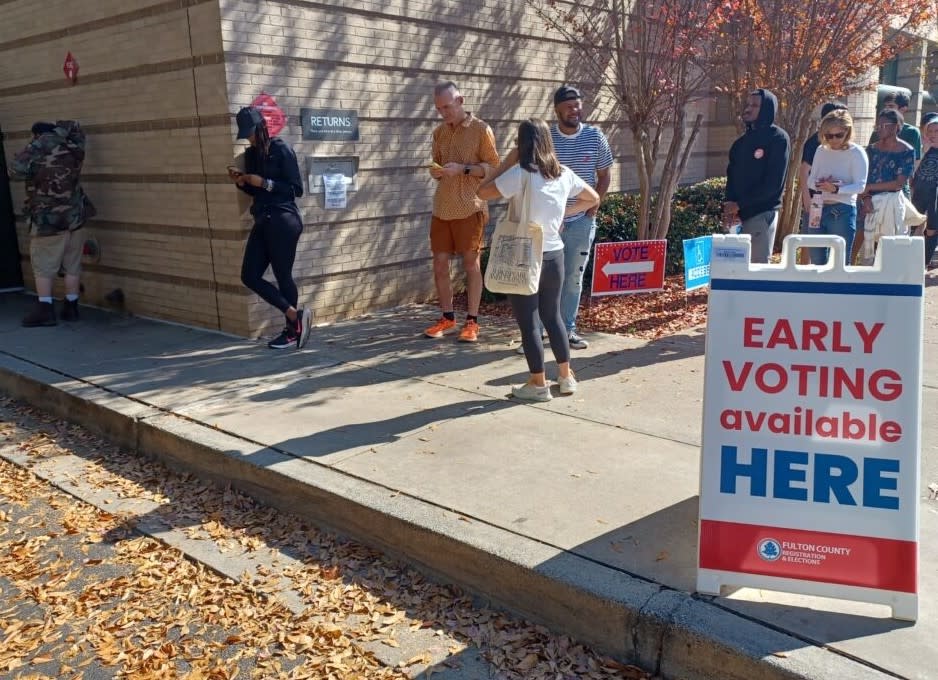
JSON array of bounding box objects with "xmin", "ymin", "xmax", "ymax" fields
[{"xmin": 749, "ymin": 88, "xmax": 778, "ymax": 129}]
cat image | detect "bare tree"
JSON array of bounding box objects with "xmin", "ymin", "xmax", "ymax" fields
[{"xmin": 530, "ymin": 0, "xmax": 731, "ymax": 239}]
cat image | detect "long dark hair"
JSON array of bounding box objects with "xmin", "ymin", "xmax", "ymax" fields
[
  {"xmin": 253, "ymin": 120, "xmax": 272, "ymax": 168},
  {"xmin": 518, "ymin": 118, "xmax": 561, "ymax": 180}
]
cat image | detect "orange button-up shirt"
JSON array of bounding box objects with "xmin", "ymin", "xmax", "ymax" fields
[{"xmin": 431, "ymin": 113, "xmax": 500, "ymax": 220}]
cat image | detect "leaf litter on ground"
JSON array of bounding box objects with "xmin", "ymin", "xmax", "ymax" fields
[{"xmin": 0, "ymin": 397, "xmax": 656, "ymax": 679}]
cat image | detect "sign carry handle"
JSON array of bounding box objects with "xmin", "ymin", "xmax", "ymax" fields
[{"xmin": 779, "ymin": 235, "xmax": 847, "ymax": 271}]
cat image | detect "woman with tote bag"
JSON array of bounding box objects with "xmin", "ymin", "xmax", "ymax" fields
[{"xmin": 478, "ymin": 118, "xmax": 599, "ymax": 402}]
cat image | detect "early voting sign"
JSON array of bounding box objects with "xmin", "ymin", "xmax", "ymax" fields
[
  {"xmin": 683, "ymin": 236, "xmax": 712, "ymax": 291},
  {"xmin": 591, "ymin": 240, "xmax": 666, "ymax": 296},
  {"xmin": 697, "ymin": 234, "xmax": 924, "ymax": 620}
]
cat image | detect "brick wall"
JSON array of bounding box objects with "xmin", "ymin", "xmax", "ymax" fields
[{"xmin": 2, "ymin": 0, "xmax": 720, "ymax": 338}]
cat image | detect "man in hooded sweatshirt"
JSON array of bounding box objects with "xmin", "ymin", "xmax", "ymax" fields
[{"xmin": 723, "ymin": 89, "xmax": 791, "ymax": 263}]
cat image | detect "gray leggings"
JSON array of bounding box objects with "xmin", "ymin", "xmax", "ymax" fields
[{"xmin": 509, "ymin": 249, "xmax": 570, "ymax": 374}]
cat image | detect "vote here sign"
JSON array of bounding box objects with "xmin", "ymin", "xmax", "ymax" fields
[
  {"xmin": 697, "ymin": 235, "xmax": 924, "ymax": 620},
  {"xmin": 591, "ymin": 240, "xmax": 666, "ymax": 296}
]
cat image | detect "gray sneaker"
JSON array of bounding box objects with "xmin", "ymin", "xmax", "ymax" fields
[
  {"xmin": 568, "ymin": 332, "xmax": 589, "ymax": 350},
  {"xmin": 511, "ymin": 382, "xmax": 552, "ymax": 402}
]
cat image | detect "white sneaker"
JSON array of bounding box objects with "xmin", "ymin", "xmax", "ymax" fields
[
  {"xmin": 511, "ymin": 382, "xmax": 552, "ymax": 402},
  {"xmin": 558, "ymin": 373, "xmax": 577, "ymax": 395},
  {"xmin": 515, "ymin": 343, "xmax": 526, "ymax": 355}
]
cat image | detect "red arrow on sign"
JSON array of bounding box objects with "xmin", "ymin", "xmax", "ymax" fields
[{"xmin": 590, "ymin": 239, "xmax": 667, "ymax": 296}]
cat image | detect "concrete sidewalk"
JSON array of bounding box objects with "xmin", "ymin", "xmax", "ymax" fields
[{"xmin": 1, "ymin": 291, "xmax": 935, "ymax": 680}]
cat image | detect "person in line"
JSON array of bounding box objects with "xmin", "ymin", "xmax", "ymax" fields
[
  {"xmin": 723, "ymin": 89, "xmax": 791, "ymax": 263},
  {"xmin": 424, "ymin": 81, "xmax": 500, "ymax": 343},
  {"xmin": 806, "ymin": 109, "xmax": 868, "ymax": 266},
  {"xmin": 10, "ymin": 120, "xmax": 93, "ymax": 327},
  {"xmin": 854, "ymin": 109, "xmax": 917, "ymax": 265},
  {"xmin": 500, "ymin": 85, "xmax": 613, "ymax": 353},
  {"xmin": 229, "ymin": 106, "xmax": 311, "ymax": 350},
  {"xmin": 478, "ymin": 118, "xmax": 599, "ymax": 402},
  {"xmin": 911, "ymin": 114, "xmax": 938, "ymax": 268},
  {"xmin": 869, "ymin": 92, "xmax": 922, "ymax": 162},
  {"xmin": 799, "ymin": 102, "xmax": 848, "ymax": 234}
]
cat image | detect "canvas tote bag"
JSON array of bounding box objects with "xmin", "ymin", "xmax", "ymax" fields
[{"xmin": 484, "ymin": 171, "xmax": 544, "ymax": 295}]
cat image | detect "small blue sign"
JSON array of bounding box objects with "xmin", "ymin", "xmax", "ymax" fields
[{"xmin": 683, "ymin": 235, "xmax": 712, "ymax": 291}]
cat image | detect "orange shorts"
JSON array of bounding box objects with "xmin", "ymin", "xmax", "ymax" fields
[{"xmin": 430, "ymin": 212, "xmax": 485, "ymax": 254}]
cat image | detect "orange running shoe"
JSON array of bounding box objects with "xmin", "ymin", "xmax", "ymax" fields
[
  {"xmin": 458, "ymin": 319, "xmax": 479, "ymax": 343},
  {"xmin": 424, "ymin": 316, "xmax": 457, "ymax": 338}
]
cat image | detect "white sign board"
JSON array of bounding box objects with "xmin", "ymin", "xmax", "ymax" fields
[{"xmin": 697, "ymin": 234, "xmax": 923, "ymax": 620}]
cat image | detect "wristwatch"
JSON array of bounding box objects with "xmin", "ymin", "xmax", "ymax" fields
[{"xmin": 463, "ymin": 165, "xmax": 472, "ymax": 176}]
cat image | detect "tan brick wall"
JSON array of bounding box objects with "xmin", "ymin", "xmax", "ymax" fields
[{"xmin": 2, "ymin": 0, "xmax": 721, "ymax": 338}]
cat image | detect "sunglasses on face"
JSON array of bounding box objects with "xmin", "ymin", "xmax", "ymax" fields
[{"xmin": 824, "ymin": 132, "xmax": 846, "ymax": 140}]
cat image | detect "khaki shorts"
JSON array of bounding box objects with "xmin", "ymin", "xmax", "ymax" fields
[
  {"xmin": 430, "ymin": 212, "xmax": 485, "ymax": 254},
  {"xmin": 30, "ymin": 228, "xmax": 83, "ymax": 278}
]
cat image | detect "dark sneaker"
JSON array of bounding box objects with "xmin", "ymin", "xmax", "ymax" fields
[
  {"xmin": 568, "ymin": 332, "xmax": 589, "ymax": 350},
  {"xmin": 22, "ymin": 301, "xmax": 57, "ymax": 327},
  {"xmin": 62, "ymin": 299, "xmax": 80, "ymax": 322},
  {"xmin": 296, "ymin": 308, "xmax": 312, "ymax": 349},
  {"xmin": 267, "ymin": 327, "xmax": 297, "ymax": 349}
]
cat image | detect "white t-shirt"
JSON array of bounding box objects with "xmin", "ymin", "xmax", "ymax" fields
[{"xmin": 494, "ymin": 165, "xmax": 588, "ymax": 252}]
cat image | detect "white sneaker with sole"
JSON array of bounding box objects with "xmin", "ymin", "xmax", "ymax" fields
[
  {"xmin": 558, "ymin": 373, "xmax": 578, "ymax": 395},
  {"xmin": 511, "ymin": 382, "xmax": 552, "ymax": 402}
]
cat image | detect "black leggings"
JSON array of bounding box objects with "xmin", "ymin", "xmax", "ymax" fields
[
  {"xmin": 509, "ymin": 249, "xmax": 570, "ymax": 374},
  {"xmin": 240, "ymin": 210, "xmax": 303, "ymax": 314}
]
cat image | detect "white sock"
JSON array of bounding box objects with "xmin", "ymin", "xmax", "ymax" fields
[
  {"xmin": 39, "ymin": 296, "xmax": 53, "ymax": 304},
  {"xmin": 66, "ymin": 294, "xmax": 79, "ymax": 302}
]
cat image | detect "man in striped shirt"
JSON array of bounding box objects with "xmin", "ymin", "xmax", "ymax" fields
[{"xmin": 551, "ymin": 85, "xmax": 613, "ymax": 349}]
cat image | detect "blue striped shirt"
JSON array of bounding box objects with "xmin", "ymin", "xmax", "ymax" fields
[{"xmin": 551, "ymin": 123, "xmax": 613, "ymax": 221}]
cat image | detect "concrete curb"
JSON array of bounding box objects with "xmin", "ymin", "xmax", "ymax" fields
[{"xmin": 0, "ymin": 354, "xmax": 896, "ymax": 680}]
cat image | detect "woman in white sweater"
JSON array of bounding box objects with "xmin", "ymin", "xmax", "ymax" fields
[{"xmin": 807, "ymin": 109, "xmax": 869, "ymax": 265}]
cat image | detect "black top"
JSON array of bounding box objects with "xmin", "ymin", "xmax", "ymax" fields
[
  {"xmin": 801, "ymin": 133, "xmax": 821, "ymax": 165},
  {"xmin": 725, "ymin": 89, "xmax": 791, "ymax": 220},
  {"xmin": 237, "ymin": 137, "xmax": 303, "ymax": 217}
]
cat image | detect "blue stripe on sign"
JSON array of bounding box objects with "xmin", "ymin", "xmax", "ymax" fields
[{"xmin": 710, "ymin": 278, "xmax": 922, "ymax": 297}]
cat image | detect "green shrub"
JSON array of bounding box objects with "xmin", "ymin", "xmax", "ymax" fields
[{"xmin": 589, "ymin": 177, "xmax": 726, "ymax": 281}]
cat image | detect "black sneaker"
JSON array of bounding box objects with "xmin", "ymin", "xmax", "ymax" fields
[
  {"xmin": 62, "ymin": 299, "xmax": 79, "ymax": 322},
  {"xmin": 267, "ymin": 327, "xmax": 297, "ymax": 349},
  {"xmin": 296, "ymin": 308, "xmax": 312, "ymax": 349}
]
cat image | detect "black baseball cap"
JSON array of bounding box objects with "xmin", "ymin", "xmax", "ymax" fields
[
  {"xmin": 553, "ymin": 85, "xmax": 582, "ymax": 106},
  {"xmin": 236, "ymin": 107, "xmax": 265, "ymax": 139}
]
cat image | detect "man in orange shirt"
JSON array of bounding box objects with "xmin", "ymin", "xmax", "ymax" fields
[{"xmin": 425, "ymin": 81, "xmax": 500, "ymax": 343}]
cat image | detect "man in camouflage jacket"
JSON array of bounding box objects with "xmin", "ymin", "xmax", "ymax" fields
[{"xmin": 9, "ymin": 120, "xmax": 93, "ymax": 326}]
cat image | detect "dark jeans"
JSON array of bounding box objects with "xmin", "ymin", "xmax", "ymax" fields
[
  {"xmin": 240, "ymin": 209, "xmax": 303, "ymax": 314},
  {"xmin": 509, "ymin": 249, "xmax": 570, "ymax": 374},
  {"xmin": 912, "ymin": 187, "xmax": 938, "ymax": 267}
]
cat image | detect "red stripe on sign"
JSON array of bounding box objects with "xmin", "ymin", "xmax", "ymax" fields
[{"xmin": 699, "ymin": 520, "xmax": 917, "ymax": 593}]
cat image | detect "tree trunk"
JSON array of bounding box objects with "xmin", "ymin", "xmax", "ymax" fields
[
  {"xmin": 633, "ymin": 127, "xmax": 653, "ymax": 240},
  {"xmin": 653, "ymin": 112, "xmax": 704, "ymax": 239}
]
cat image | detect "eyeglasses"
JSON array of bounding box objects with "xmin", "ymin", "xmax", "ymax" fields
[
  {"xmin": 876, "ymin": 122, "xmax": 898, "ymax": 129},
  {"xmin": 824, "ymin": 132, "xmax": 846, "ymax": 140}
]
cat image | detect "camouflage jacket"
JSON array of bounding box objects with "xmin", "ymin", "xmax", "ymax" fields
[{"xmin": 10, "ymin": 120, "xmax": 92, "ymax": 236}]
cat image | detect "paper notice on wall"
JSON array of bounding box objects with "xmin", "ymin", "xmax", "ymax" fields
[{"xmin": 323, "ymin": 173, "xmax": 347, "ymax": 209}]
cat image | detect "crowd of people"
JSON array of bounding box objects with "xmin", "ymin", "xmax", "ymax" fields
[
  {"xmin": 10, "ymin": 85, "xmax": 937, "ymax": 401},
  {"xmin": 724, "ymin": 89, "xmax": 933, "ymax": 268}
]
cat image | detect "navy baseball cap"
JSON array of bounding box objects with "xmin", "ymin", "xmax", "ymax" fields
[{"xmin": 235, "ymin": 107, "xmax": 265, "ymax": 139}]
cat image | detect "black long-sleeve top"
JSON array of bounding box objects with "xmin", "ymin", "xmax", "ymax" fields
[{"xmin": 237, "ymin": 137, "xmax": 303, "ymax": 217}]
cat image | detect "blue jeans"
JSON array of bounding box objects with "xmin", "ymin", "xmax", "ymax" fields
[
  {"xmin": 559, "ymin": 213, "xmax": 596, "ymax": 333},
  {"xmin": 807, "ymin": 203, "xmax": 856, "ymax": 266}
]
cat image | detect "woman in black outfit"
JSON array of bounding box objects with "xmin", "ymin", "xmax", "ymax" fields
[{"xmin": 229, "ymin": 106, "xmax": 311, "ymax": 349}]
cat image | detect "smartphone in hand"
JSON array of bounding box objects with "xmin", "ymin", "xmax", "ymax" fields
[{"xmin": 227, "ymin": 165, "xmax": 242, "ymax": 177}]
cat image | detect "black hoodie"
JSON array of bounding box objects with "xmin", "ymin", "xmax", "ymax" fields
[{"xmin": 725, "ymin": 89, "xmax": 791, "ymax": 220}]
